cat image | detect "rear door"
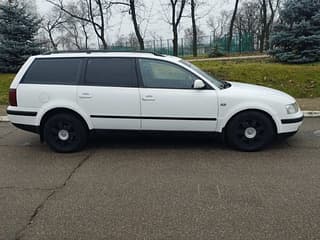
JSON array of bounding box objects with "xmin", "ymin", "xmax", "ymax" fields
[{"xmin": 77, "ymin": 57, "xmax": 141, "ymax": 130}]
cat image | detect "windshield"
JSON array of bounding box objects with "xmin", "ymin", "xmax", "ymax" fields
[{"xmin": 179, "ymin": 60, "xmax": 226, "ymax": 89}]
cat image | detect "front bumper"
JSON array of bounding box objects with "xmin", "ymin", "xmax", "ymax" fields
[
  {"xmin": 281, "ymin": 116, "xmax": 304, "ymax": 124},
  {"xmin": 278, "ymin": 113, "xmax": 304, "ymax": 134}
]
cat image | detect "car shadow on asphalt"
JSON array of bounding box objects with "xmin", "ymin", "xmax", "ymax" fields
[
  {"xmin": 87, "ymin": 132, "xmax": 226, "ymax": 150},
  {"xmin": 85, "ymin": 131, "xmax": 289, "ymax": 152}
]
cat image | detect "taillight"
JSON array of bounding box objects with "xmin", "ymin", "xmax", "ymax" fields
[{"xmin": 9, "ymin": 89, "xmax": 17, "ymax": 106}]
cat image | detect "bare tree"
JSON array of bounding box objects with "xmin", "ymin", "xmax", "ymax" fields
[
  {"xmin": 259, "ymin": 0, "xmax": 267, "ymax": 52},
  {"xmin": 234, "ymin": 1, "xmax": 260, "ymax": 51},
  {"xmin": 184, "ymin": 26, "xmax": 204, "ymax": 46},
  {"xmin": 110, "ymin": 0, "xmax": 145, "ymax": 50},
  {"xmin": 230, "ymin": 0, "xmax": 281, "ymax": 52},
  {"xmin": 258, "ymin": 0, "xmax": 281, "ymax": 51},
  {"xmin": 114, "ymin": 32, "xmax": 139, "ymax": 48},
  {"xmin": 265, "ymin": 0, "xmax": 281, "ymax": 49},
  {"xmin": 188, "ymin": 0, "xmax": 212, "ymax": 56},
  {"xmin": 207, "ymin": 10, "xmax": 229, "ymax": 39},
  {"xmin": 162, "ymin": 0, "xmax": 186, "ymax": 56},
  {"xmin": 190, "ymin": 0, "xmax": 197, "ymax": 56},
  {"xmin": 60, "ymin": 1, "xmax": 90, "ymax": 49},
  {"xmin": 227, "ymin": 0, "xmax": 240, "ymax": 52},
  {"xmin": 46, "ymin": 0, "xmax": 111, "ymax": 49},
  {"xmin": 41, "ymin": 9, "xmax": 65, "ymax": 50}
]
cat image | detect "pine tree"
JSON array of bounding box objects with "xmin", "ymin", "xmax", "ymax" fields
[
  {"xmin": 269, "ymin": 0, "xmax": 320, "ymax": 63},
  {"xmin": 0, "ymin": 1, "xmax": 41, "ymax": 73}
]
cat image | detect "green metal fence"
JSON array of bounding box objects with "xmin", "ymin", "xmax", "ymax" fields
[{"xmin": 110, "ymin": 33, "xmax": 256, "ymax": 57}]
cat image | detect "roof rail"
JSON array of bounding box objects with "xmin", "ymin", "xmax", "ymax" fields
[{"xmin": 42, "ymin": 49, "xmax": 165, "ymax": 57}]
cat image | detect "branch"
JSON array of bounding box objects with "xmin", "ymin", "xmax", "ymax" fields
[
  {"xmin": 45, "ymin": 0, "xmax": 101, "ymax": 28},
  {"xmin": 110, "ymin": 1, "xmax": 130, "ymax": 6}
]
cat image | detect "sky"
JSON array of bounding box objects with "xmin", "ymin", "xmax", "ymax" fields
[{"xmin": 34, "ymin": 0, "xmax": 233, "ymax": 44}]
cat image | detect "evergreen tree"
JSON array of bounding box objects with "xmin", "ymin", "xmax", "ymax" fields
[
  {"xmin": 0, "ymin": 1, "xmax": 41, "ymax": 73},
  {"xmin": 269, "ymin": 0, "xmax": 320, "ymax": 63}
]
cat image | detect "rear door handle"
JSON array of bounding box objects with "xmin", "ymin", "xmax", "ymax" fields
[
  {"xmin": 79, "ymin": 93, "xmax": 93, "ymax": 99},
  {"xmin": 142, "ymin": 95, "xmax": 155, "ymax": 101}
]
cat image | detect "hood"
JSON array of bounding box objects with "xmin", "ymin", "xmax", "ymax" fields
[{"xmin": 226, "ymin": 81, "xmax": 296, "ymax": 104}]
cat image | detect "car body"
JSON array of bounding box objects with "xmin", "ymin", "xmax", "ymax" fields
[{"xmin": 7, "ymin": 51, "xmax": 304, "ymax": 152}]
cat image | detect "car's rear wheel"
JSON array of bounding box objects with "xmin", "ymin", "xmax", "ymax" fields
[
  {"xmin": 226, "ymin": 111, "xmax": 276, "ymax": 151},
  {"xmin": 43, "ymin": 113, "xmax": 88, "ymax": 153}
]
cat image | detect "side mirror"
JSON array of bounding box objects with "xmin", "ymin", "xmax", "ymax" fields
[{"xmin": 193, "ymin": 79, "xmax": 206, "ymax": 89}]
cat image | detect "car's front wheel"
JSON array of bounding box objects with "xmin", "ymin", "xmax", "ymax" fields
[
  {"xmin": 43, "ymin": 113, "xmax": 88, "ymax": 153},
  {"xmin": 226, "ymin": 110, "xmax": 276, "ymax": 151}
]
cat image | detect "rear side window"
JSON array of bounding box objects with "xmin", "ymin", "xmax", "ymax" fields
[
  {"xmin": 85, "ymin": 58, "xmax": 138, "ymax": 87},
  {"xmin": 22, "ymin": 58, "xmax": 82, "ymax": 85}
]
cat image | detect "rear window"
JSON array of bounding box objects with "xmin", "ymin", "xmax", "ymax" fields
[
  {"xmin": 22, "ymin": 58, "xmax": 82, "ymax": 85},
  {"xmin": 85, "ymin": 58, "xmax": 138, "ymax": 87}
]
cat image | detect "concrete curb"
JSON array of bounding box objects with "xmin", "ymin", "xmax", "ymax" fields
[
  {"xmin": 0, "ymin": 111, "xmax": 319, "ymax": 122},
  {"xmin": 0, "ymin": 116, "xmax": 9, "ymax": 122},
  {"xmin": 188, "ymin": 55, "xmax": 270, "ymax": 62},
  {"xmin": 303, "ymin": 111, "xmax": 320, "ymax": 118}
]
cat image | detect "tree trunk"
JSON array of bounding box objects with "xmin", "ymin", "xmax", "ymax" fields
[
  {"xmin": 48, "ymin": 30, "xmax": 58, "ymax": 50},
  {"xmin": 260, "ymin": 0, "xmax": 267, "ymax": 52},
  {"xmin": 227, "ymin": 0, "xmax": 240, "ymax": 52},
  {"xmin": 100, "ymin": 37, "xmax": 107, "ymax": 49},
  {"xmin": 130, "ymin": 0, "xmax": 144, "ymax": 50},
  {"xmin": 81, "ymin": 23, "xmax": 89, "ymax": 49},
  {"xmin": 173, "ymin": 26, "xmax": 179, "ymax": 56},
  {"xmin": 265, "ymin": 0, "xmax": 278, "ymax": 50},
  {"xmin": 191, "ymin": 0, "xmax": 197, "ymax": 57}
]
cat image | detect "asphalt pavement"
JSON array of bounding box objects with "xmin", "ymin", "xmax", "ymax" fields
[{"xmin": 0, "ymin": 118, "xmax": 320, "ymax": 240}]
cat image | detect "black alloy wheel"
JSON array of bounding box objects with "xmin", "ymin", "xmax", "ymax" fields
[
  {"xmin": 226, "ymin": 111, "xmax": 275, "ymax": 151},
  {"xmin": 43, "ymin": 113, "xmax": 88, "ymax": 153}
]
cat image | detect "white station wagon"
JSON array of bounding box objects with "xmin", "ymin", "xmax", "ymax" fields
[{"xmin": 7, "ymin": 51, "xmax": 304, "ymax": 152}]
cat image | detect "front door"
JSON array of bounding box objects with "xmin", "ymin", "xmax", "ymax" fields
[{"xmin": 138, "ymin": 59, "xmax": 218, "ymax": 132}]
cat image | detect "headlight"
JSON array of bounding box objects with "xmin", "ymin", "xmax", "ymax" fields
[{"xmin": 286, "ymin": 102, "xmax": 299, "ymax": 114}]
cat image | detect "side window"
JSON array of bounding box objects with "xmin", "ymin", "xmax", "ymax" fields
[
  {"xmin": 138, "ymin": 59, "xmax": 197, "ymax": 89},
  {"xmin": 85, "ymin": 58, "xmax": 138, "ymax": 87},
  {"xmin": 23, "ymin": 58, "xmax": 82, "ymax": 85}
]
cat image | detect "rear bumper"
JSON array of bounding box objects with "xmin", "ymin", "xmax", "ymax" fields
[
  {"xmin": 7, "ymin": 107, "xmax": 37, "ymax": 130},
  {"xmin": 6, "ymin": 110, "xmax": 37, "ymax": 117},
  {"xmin": 12, "ymin": 123, "xmax": 39, "ymax": 134}
]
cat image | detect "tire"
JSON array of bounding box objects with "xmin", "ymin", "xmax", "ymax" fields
[
  {"xmin": 225, "ymin": 111, "xmax": 276, "ymax": 152},
  {"xmin": 43, "ymin": 113, "xmax": 88, "ymax": 153}
]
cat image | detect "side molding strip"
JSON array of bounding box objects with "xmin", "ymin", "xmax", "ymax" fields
[{"xmin": 90, "ymin": 115, "xmax": 217, "ymax": 121}]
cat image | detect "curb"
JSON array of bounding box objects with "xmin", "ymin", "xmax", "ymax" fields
[
  {"xmin": 303, "ymin": 111, "xmax": 320, "ymax": 118},
  {"xmin": 188, "ymin": 55, "xmax": 269, "ymax": 62},
  {"xmin": 0, "ymin": 116, "xmax": 9, "ymax": 122},
  {"xmin": 0, "ymin": 111, "xmax": 319, "ymax": 122}
]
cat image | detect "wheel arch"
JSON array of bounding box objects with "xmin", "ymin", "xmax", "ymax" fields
[
  {"xmin": 222, "ymin": 108, "xmax": 279, "ymax": 135},
  {"xmin": 39, "ymin": 107, "xmax": 91, "ymax": 142}
]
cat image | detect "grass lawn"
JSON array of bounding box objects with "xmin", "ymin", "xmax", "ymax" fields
[
  {"xmin": 193, "ymin": 59, "xmax": 320, "ymax": 98},
  {"xmin": 0, "ymin": 59, "xmax": 319, "ymax": 105},
  {"xmin": 0, "ymin": 74, "xmax": 15, "ymax": 105}
]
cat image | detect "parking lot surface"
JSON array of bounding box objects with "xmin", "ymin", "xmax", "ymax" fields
[{"xmin": 0, "ymin": 119, "xmax": 320, "ymax": 240}]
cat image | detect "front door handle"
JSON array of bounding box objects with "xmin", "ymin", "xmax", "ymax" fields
[
  {"xmin": 79, "ymin": 93, "xmax": 92, "ymax": 99},
  {"xmin": 142, "ymin": 95, "xmax": 155, "ymax": 101}
]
